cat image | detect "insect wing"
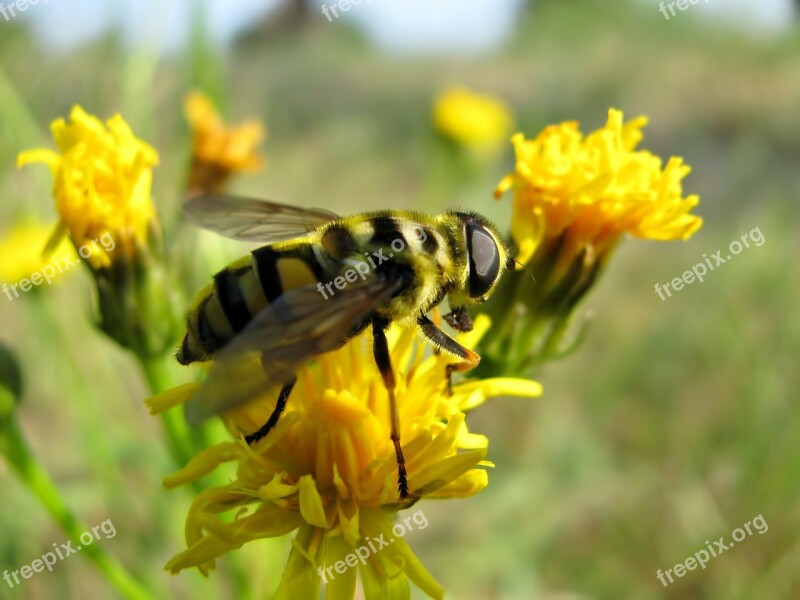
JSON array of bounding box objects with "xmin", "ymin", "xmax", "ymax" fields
[
  {"xmin": 183, "ymin": 194, "xmax": 339, "ymax": 242},
  {"xmin": 184, "ymin": 276, "xmax": 401, "ymax": 424}
]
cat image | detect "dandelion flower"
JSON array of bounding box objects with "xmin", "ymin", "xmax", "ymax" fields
[
  {"xmin": 480, "ymin": 109, "xmax": 703, "ymax": 373},
  {"xmin": 494, "ymin": 108, "xmax": 702, "ymax": 266},
  {"xmin": 148, "ymin": 317, "xmax": 540, "ymax": 598},
  {"xmin": 184, "ymin": 91, "xmax": 265, "ymax": 194},
  {"xmin": 17, "ymin": 106, "xmax": 181, "ymax": 357},
  {"xmin": 17, "ymin": 105, "xmax": 160, "ymax": 269},
  {"xmin": 433, "ymin": 88, "xmax": 513, "ymax": 154}
]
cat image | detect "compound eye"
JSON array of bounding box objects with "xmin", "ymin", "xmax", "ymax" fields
[{"xmin": 466, "ymin": 224, "xmax": 500, "ymax": 298}]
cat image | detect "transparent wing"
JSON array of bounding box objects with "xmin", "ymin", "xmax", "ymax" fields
[
  {"xmin": 184, "ymin": 276, "xmax": 402, "ymax": 424},
  {"xmin": 183, "ymin": 194, "xmax": 339, "ymax": 242}
]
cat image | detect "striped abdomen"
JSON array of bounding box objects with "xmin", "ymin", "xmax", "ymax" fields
[{"xmin": 177, "ymin": 244, "xmax": 325, "ymax": 365}]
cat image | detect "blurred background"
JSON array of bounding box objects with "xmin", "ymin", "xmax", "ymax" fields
[{"xmin": 1, "ymin": 0, "xmax": 799, "ymax": 598}]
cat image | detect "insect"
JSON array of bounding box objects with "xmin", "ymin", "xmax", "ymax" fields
[{"xmin": 178, "ymin": 194, "xmax": 514, "ymax": 498}]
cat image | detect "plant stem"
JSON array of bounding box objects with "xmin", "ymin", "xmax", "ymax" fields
[
  {"xmin": 139, "ymin": 357, "xmax": 195, "ymax": 469},
  {"xmin": 0, "ymin": 418, "xmax": 154, "ymax": 600}
]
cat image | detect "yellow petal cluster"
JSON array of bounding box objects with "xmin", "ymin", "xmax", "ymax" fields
[
  {"xmin": 148, "ymin": 316, "xmax": 540, "ymax": 599},
  {"xmin": 184, "ymin": 91, "xmax": 264, "ymax": 193},
  {"xmin": 17, "ymin": 106, "xmax": 159, "ymax": 269},
  {"xmin": 433, "ymin": 87, "xmax": 513, "ymax": 153},
  {"xmin": 495, "ymin": 108, "xmax": 703, "ymax": 264}
]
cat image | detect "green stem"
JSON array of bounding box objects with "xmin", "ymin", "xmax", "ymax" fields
[
  {"xmin": 138, "ymin": 357, "xmax": 251, "ymax": 599},
  {"xmin": 138, "ymin": 357, "xmax": 195, "ymax": 469},
  {"xmin": 480, "ymin": 277, "xmax": 522, "ymax": 357},
  {"xmin": 138, "ymin": 356, "xmax": 219, "ymax": 499},
  {"xmin": 0, "ymin": 418, "xmax": 153, "ymax": 600}
]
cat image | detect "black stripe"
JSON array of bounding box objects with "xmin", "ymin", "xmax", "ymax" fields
[
  {"xmin": 252, "ymin": 246, "xmax": 284, "ymax": 302},
  {"xmin": 371, "ymin": 216, "xmax": 405, "ymax": 247},
  {"xmin": 298, "ymin": 246, "xmax": 328, "ymax": 282},
  {"xmin": 321, "ymin": 225, "xmax": 358, "ymax": 259},
  {"xmin": 420, "ymin": 228, "xmax": 438, "ymax": 254},
  {"xmin": 214, "ymin": 268, "xmax": 251, "ymax": 333},
  {"xmin": 196, "ymin": 297, "xmax": 228, "ymax": 349}
]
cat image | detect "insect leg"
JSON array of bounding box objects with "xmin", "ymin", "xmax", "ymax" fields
[
  {"xmin": 443, "ymin": 306, "xmax": 474, "ymax": 333},
  {"xmin": 431, "ymin": 307, "xmax": 442, "ymax": 355},
  {"xmin": 372, "ymin": 318, "xmax": 412, "ymax": 499},
  {"xmin": 417, "ymin": 314, "xmax": 480, "ymax": 394},
  {"xmin": 244, "ymin": 377, "xmax": 297, "ymax": 445}
]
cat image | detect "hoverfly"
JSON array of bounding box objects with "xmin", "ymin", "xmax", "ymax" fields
[{"xmin": 178, "ymin": 194, "xmax": 513, "ymax": 498}]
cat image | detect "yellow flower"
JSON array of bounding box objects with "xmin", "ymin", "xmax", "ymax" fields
[
  {"xmin": 16, "ymin": 106, "xmax": 182, "ymax": 357},
  {"xmin": 17, "ymin": 105, "xmax": 159, "ymax": 269},
  {"xmin": 184, "ymin": 91, "xmax": 264, "ymax": 194},
  {"xmin": 478, "ymin": 109, "xmax": 703, "ymax": 374},
  {"xmin": 148, "ymin": 317, "xmax": 540, "ymax": 598},
  {"xmin": 0, "ymin": 223, "xmax": 76, "ymax": 287},
  {"xmin": 433, "ymin": 87, "xmax": 513, "ymax": 153},
  {"xmin": 494, "ymin": 108, "xmax": 702, "ymax": 265}
]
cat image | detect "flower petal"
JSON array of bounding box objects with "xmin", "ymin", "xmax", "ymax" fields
[
  {"xmin": 298, "ymin": 474, "xmax": 329, "ymax": 528},
  {"xmin": 275, "ymin": 524, "xmax": 322, "ymax": 600},
  {"xmin": 324, "ymin": 533, "xmax": 358, "ymax": 600},
  {"xmin": 408, "ymin": 448, "xmax": 488, "ymax": 495},
  {"xmin": 145, "ymin": 383, "xmax": 200, "ymax": 414},
  {"xmin": 163, "ymin": 442, "xmax": 241, "ymax": 488}
]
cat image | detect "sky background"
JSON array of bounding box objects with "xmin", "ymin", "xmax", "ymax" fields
[{"xmin": 9, "ymin": 0, "xmax": 796, "ymax": 56}]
